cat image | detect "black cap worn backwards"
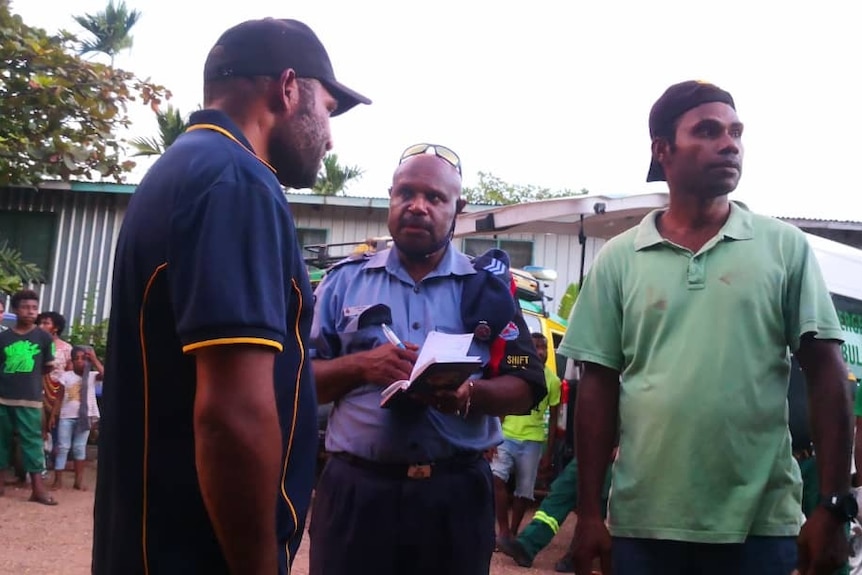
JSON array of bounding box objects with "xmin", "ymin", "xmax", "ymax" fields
[
  {"xmin": 646, "ymin": 80, "xmax": 735, "ymax": 182},
  {"xmin": 204, "ymin": 18, "xmax": 371, "ymax": 116}
]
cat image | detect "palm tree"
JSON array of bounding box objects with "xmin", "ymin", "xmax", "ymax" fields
[
  {"xmin": 0, "ymin": 241, "xmax": 42, "ymax": 295},
  {"xmin": 313, "ymin": 153, "xmax": 364, "ymax": 196},
  {"xmin": 557, "ymin": 282, "xmax": 580, "ymax": 320},
  {"xmin": 129, "ymin": 105, "xmax": 188, "ymax": 157},
  {"xmin": 73, "ymin": 0, "xmax": 142, "ymax": 65}
]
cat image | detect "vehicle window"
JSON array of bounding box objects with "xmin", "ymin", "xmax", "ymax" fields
[{"xmin": 522, "ymin": 312, "xmax": 541, "ymax": 336}]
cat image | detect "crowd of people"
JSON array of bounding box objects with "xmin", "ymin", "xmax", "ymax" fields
[
  {"xmin": 0, "ymin": 292, "xmax": 102, "ymax": 506},
  {"xmin": 0, "ymin": 14, "xmax": 858, "ymax": 575}
]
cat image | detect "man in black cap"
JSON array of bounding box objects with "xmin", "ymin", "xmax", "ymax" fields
[
  {"xmin": 560, "ymin": 81, "xmax": 852, "ymax": 574},
  {"xmin": 92, "ymin": 18, "xmax": 369, "ymax": 575},
  {"xmin": 309, "ymin": 143, "xmax": 546, "ymax": 575}
]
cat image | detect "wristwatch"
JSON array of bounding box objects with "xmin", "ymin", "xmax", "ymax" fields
[{"xmin": 820, "ymin": 492, "xmax": 859, "ymax": 521}]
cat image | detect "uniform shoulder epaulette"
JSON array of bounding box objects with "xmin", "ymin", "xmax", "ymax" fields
[{"xmin": 326, "ymin": 251, "xmax": 373, "ymax": 272}]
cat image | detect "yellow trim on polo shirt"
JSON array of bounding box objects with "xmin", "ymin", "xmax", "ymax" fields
[
  {"xmin": 185, "ymin": 123, "xmax": 277, "ymax": 174},
  {"xmin": 182, "ymin": 337, "xmax": 283, "ymax": 354}
]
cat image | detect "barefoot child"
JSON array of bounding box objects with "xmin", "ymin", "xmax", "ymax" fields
[{"xmin": 53, "ymin": 346, "xmax": 101, "ymax": 490}]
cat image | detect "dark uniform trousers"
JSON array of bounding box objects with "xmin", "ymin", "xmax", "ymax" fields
[{"xmin": 309, "ymin": 452, "xmax": 495, "ymax": 575}]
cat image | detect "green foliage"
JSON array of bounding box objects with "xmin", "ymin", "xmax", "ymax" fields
[
  {"xmin": 67, "ymin": 288, "xmax": 108, "ymax": 359},
  {"xmin": 73, "ymin": 0, "xmax": 141, "ymax": 62},
  {"xmin": 462, "ymin": 172, "xmax": 588, "ymax": 206},
  {"xmin": 557, "ymin": 282, "xmax": 579, "ymax": 321},
  {"xmin": 0, "ymin": 3, "xmax": 170, "ymax": 186},
  {"xmin": 130, "ymin": 105, "xmax": 188, "ymax": 156},
  {"xmin": 312, "ymin": 153, "xmax": 364, "ymax": 195},
  {"xmin": 0, "ymin": 240, "xmax": 42, "ymax": 295}
]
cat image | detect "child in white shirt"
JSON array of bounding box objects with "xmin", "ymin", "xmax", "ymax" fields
[{"xmin": 52, "ymin": 345, "xmax": 102, "ymax": 490}]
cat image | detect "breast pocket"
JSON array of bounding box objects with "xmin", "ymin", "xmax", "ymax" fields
[
  {"xmin": 335, "ymin": 313, "xmax": 386, "ymax": 355},
  {"xmin": 431, "ymin": 321, "xmax": 464, "ymax": 335}
]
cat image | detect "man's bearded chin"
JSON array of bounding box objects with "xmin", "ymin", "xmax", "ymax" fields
[
  {"xmin": 398, "ymin": 241, "xmax": 440, "ymax": 261},
  {"xmin": 396, "ymin": 234, "xmax": 453, "ymax": 262},
  {"xmin": 395, "ymin": 218, "xmax": 457, "ymax": 261},
  {"xmin": 276, "ymin": 157, "xmax": 318, "ymax": 189}
]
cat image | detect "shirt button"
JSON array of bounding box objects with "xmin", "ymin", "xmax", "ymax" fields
[
  {"xmin": 413, "ymin": 285, "xmax": 420, "ymax": 293},
  {"xmin": 412, "ymin": 322, "xmax": 421, "ymax": 330}
]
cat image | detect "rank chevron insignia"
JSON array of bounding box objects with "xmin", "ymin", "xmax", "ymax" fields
[{"xmin": 483, "ymin": 258, "xmax": 507, "ymax": 275}]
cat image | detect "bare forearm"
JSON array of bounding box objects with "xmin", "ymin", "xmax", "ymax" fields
[
  {"xmin": 471, "ymin": 376, "xmax": 533, "ymax": 416},
  {"xmin": 50, "ymin": 395, "xmax": 62, "ymax": 421},
  {"xmin": 91, "ymin": 358, "xmax": 105, "ymax": 376},
  {"xmin": 314, "ymin": 344, "xmax": 419, "ymax": 404},
  {"xmin": 576, "ymin": 364, "xmax": 619, "ymax": 519},
  {"xmin": 799, "ymin": 339, "xmax": 852, "ymax": 495},
  {"xmin": 193, "ymin": 347, "xmax": 280, "ymax": 575},
  {"xmin": 313, "ymin": 356, "xmax": 367, "ymax": 404},
  {"xmin": 195, "ymin": 401, "xmax": 281, "ymax": 574},
  {"xmin": 808, "ymin": 379, "xmax": 852, "ymax": 494}
]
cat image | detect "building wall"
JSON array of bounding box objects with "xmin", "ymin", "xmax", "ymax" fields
[
  {"xmin": 23, "ymin": 190, "xmax": 862, "ymax": 329},
  {"xmin": 291, "ymin": 202, "xmax": 604, "ymax": 307},
  {"xmin": 291, "ymin": 202, "xmax": 390, "ymax": 257},
  {"xmin": 457, "ymin": 231, "xmax": 605, "ymax": 306},
  {"xmin": 0, "ymin": 190, "xmax": 602, "ymax": 324},
  {"xmin": 0, "ymin": 187, "xmax": 129, "ymax": 325},
  {"xmin": 802, "ymin": 228, "xmax": 862, "ymax": 250}
]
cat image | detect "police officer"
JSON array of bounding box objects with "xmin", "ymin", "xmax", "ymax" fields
[{"xmin": 309, "ymin": 143, "xmax": 546, "ymax": 575}]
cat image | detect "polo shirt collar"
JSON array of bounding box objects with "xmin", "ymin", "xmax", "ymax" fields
[
  {"xmin": 366, "ymin": 244, "xmax": 476, "ymax": 282},
  {"xmin": 187, "ymin": 109, "xmax": 256, "ymax": 154},
  {"xmin": 633, "ymin": 200, "xmax": 754, "ymax": 251}
]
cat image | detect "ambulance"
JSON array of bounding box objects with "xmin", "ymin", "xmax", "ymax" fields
[{"xmin": 806, "ymin": 232, "xmax": 862, "ymax": 380}]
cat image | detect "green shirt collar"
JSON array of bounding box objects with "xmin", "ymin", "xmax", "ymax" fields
[{"xmin": 633, "ymin": 200, "xmax": 754, "ymax": 251}]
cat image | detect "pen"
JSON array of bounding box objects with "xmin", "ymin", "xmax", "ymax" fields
[{"xmin": 381, "ymin": 323, "xmax": 406, "ymax": 349}]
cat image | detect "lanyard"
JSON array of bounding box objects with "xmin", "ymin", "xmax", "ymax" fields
[{"xmin": 185, "ymin": 123, "xmax": 277, "ymax": 174}]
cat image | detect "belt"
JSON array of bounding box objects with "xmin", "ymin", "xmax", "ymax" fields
[{"xmin": 332, "ymin": 451, "xmax": 481, "ymax": 480}]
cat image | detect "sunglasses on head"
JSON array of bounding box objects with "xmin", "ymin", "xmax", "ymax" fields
[{"xmin": 399, "ymin": 143, "xmax": 462, "ymax": 175}]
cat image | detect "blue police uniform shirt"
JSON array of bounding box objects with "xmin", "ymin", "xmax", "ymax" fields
[
  {"xmin": 312, "ymin": 245, "xmax": 534, "ymax": 463},
  {"xmin": 92, "ymin": 109, "xmax": 317, "ymax": 575}
]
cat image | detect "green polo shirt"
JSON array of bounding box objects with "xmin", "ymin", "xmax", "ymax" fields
[{"xmin": 560, "ymin": 201, "xmax": 843, "ymax": 544}]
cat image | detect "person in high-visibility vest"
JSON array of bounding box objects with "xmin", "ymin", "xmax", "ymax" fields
[{"xmin": 499, "ymin": 453, "xmax": 613, "ymax": 571}]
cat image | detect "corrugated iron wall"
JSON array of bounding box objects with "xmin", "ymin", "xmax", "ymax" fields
[
  {"xmin": 0, "ymin": 187, "xmax": 128, "ymax": 326},
  {"xmin": 1, "ymin": 188, "xmax": 604, "ymax": 326}
]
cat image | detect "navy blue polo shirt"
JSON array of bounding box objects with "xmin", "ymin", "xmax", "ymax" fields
[{"xmin": 93, "ymin": 110, "xmax": 318, "ymax": 575}]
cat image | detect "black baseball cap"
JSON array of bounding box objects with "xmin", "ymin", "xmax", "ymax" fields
[
  {"xmin": 646, "ymin": 80, "xmax": 735, "ymax": 182},
  {"xmin": 204, "ymin": 18, "xmax": 371, "ymax": 116}
]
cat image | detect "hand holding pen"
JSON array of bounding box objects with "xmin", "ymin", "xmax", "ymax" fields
[
  {"xmin": 357, "ymin": 323, "xmax": 417, "ymax": 386},
  {"xmin": 381, "ymin": 323, "xmax": 406, "ymax": 349}
]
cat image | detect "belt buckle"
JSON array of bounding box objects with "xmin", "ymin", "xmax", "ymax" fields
[{"xmin": 407, "ymin": 463, "xmax": 432, "ymax": 479}]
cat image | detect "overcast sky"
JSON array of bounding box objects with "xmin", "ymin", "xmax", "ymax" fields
[{"xmin": 15, "ymin": 0, "xmax": 862, "ymax": 220}]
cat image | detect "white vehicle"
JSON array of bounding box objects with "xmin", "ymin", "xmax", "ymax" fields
[{"xmin": 807, "ymin": 232, "xmax": 862, "ymax": 380}]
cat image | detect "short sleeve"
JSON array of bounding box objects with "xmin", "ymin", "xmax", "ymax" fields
[
  {"xmin": 309, "ymin": 268, "xmax": 345, "ymax": 360},
  {"xmin": 783, "ymin": 235, "xmax": 844, "ymax": 351},
  {"xmin": 43, "ymin": 335, "xmax": 55, "ymax": 367},
  {"xmin": 169, "ymin": 181, "xmax": 289, "ymax": 354},
  {"xmin": 558, "ymin": 246, "xmax": 624, "ymax": 372}
]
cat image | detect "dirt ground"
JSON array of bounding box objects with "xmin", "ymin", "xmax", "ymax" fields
[{"xmin": 0, "ymin": 460, "xmax": 577, "ymax": 575}]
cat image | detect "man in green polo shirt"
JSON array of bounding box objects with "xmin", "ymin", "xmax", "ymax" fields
[{"xmin": 562, "ymin": 81, "xmax": 852, "ymax": 575}]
